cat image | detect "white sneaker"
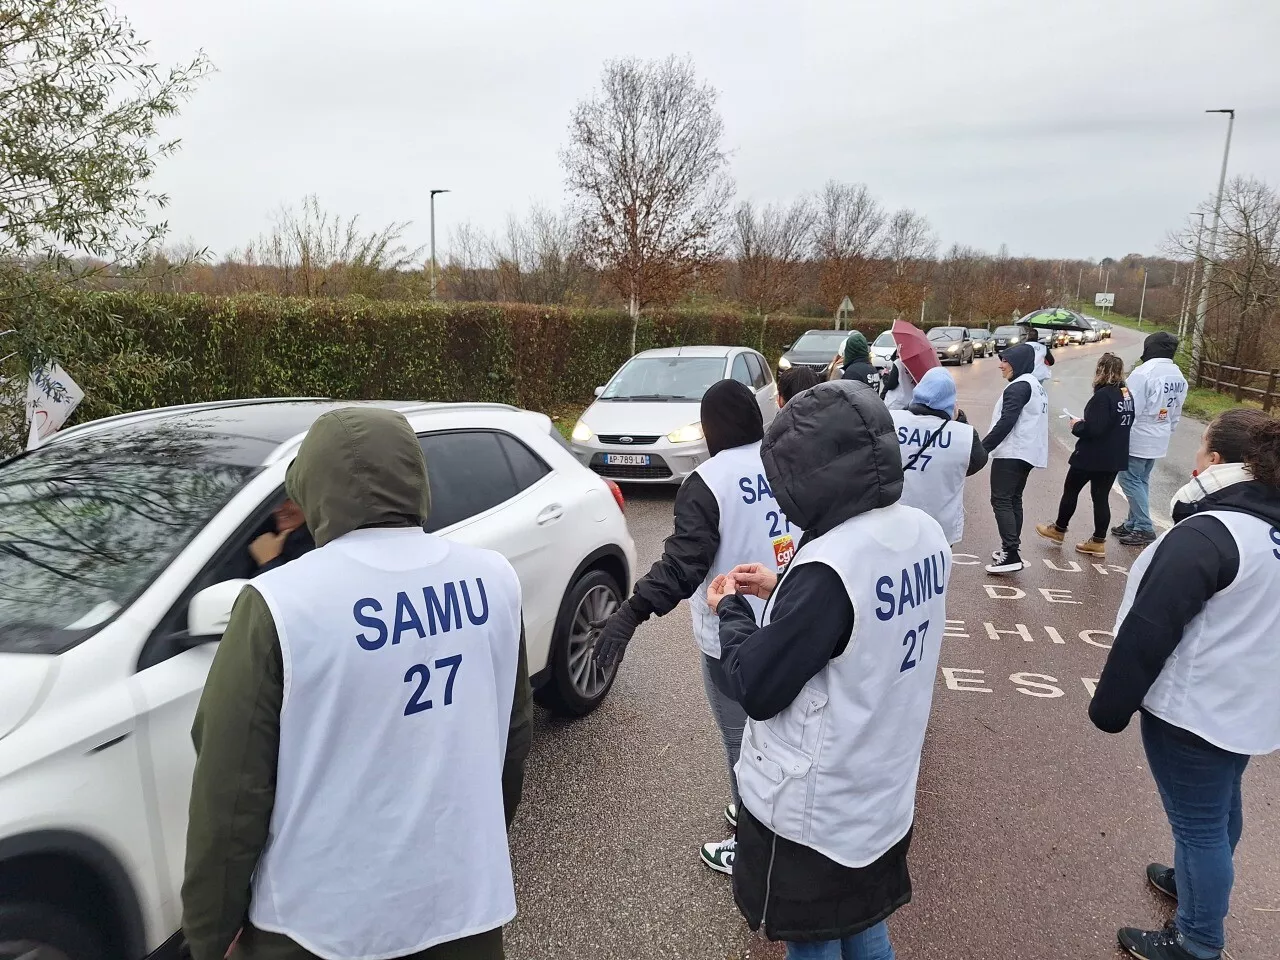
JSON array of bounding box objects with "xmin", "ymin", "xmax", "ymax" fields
[
  {"xmin": 700, "ymin": 837, "xmax": 736, "ymax": 875},
  {"xmin": 724, "ymin": 803, "xmax": 738, "ymax": 829}
]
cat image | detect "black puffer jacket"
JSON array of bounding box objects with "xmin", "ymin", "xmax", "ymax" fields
[{"xmin": 718, "ymin": 380, "xmax": 916, "ymax": 942}]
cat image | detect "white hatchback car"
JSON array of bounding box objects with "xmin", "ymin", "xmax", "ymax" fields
[{"xmin": 0, "ymin": 398, "xmax": 636, "ymax": 960}]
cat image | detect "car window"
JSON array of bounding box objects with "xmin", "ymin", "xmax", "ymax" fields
[
  {"xmin": 792, "ymin": 332, "xmax": 847, "ymax": 352},
  {"xmin": 731, "ymin": 353, "xmax": 753, "ymax": 386},
  {"xmin": 873, "ymin": 332, "xmax": 895, "ymax": 347},
  {"xmin": 496, "ymin": 432, "xmax": 551, "ymax": 490},
  {"xmin": 927, "ymin": 327, "xmax": 965, "ymax": 341},
  {"xmin": 600, "ymin": 356, "xmax": 725, "ymax": 401},
  {"xmin": 419, "ymin": 431, "xmax": 524, "ymax": 533},
  {"xmin": 745, "ymin": 353, "xmax": 770, "ymax": 388}
]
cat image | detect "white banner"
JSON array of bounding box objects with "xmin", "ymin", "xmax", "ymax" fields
[{"xmin": 26, "ymin": 362, "xmax": 85, "ymax": 450}]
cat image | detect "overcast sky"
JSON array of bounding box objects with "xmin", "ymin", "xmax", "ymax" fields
[{"xmin": 123, "ymin": 0, "xmax": 1280, "ymax": 265}]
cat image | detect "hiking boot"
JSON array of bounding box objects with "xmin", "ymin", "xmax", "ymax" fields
[
  {"xmin": 724, "ymin": 803, "xmax": 738, "ymax": 830},
  {"xmin": 1076, "ymin": 537, "xmax": 1106, "ymax": 558},
  {"xmin": 1111, "ymin": 523, "xmax": 1133, "ymax": 537},
  {"xmin": 1119, "ymin": 529, "xmax": 1158, "ymax": 547},
  {"xmin": 1118, "ymin": 925, "xmax": 1218, "ymax": 960},
  {"xmin": 700, "ymin": 837, "xmax": 736, "ymax": 875},
  {"xmin": 985, "ymin": 549, "xmax": 1025, "ymax": 574},
  {"xmin": 1147, "ymin": 862, "xmax": 1178, "ymax": 901},
  {"xmin": 1036, "ymin": 523, "xmax": 1065, "ymax": 545}
]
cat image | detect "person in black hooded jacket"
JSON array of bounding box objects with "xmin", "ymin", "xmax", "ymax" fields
[
  {"xmin": 705, "ymin": 379, "xmax": 952, "ymax": 959},
  {"xmin": 1091, "ymin": 409, "xmax": 1280, "ymax": 960},
  {"xmin": 839, "ymin": 332, "xmax": 883, "ymax": 390},
  {"xmin": 592, "ymin": 378, "xmax": 799, "ymax": 874}
]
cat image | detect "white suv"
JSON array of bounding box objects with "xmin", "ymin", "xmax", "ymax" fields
[{"xmin": 0, "ymin": 399, "xmax": 636, "ymax": 960}]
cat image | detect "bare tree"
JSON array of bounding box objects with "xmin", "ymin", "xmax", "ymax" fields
[
  {"xmin": 812, "ymin": 181, "xmax": 885, "ymax": 317},
  {"xmin": 882, "ymin": 208, "xmax": 937, "ymax": 318},
  {"xmin": 562, "ymin": 56, "xmax": 733, "ymax": 351},
  {"xmin": 733, "ymin": 197, "xmax": 814, "ymax": 316},
  {"xmin": 938, "ymin": 244, "xmax": 984, "ymax": 324}
]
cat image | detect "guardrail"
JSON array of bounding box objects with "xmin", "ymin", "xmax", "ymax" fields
[{"xmin": 1195, "ymin": 358, "xmax": 1280, "ymax": 412}]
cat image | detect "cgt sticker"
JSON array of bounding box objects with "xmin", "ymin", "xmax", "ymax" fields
[{"xmin": 773, "ymin": 534, "xmax": 796, "ymax": 569}]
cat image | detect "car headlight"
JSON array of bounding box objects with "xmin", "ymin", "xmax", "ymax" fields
[
  {"xmin": 777, "ymin": 356, "xmax": 792, "ymax": 370},
  {"xmin": 571, "ymin": 420, "xmax": 594, "ymax": 443},
  {"xmin": 1009, "ymin": 336, "xmax": 1020, "ymax": 344},
  {"xmin": 667, "ymin": 422, "xmax": 704, "ymax": 444}
]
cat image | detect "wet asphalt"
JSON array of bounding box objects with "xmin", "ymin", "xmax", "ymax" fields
[{"xmin": 504, "ymin": 327, "xmax": 1279, "ymax": 960}]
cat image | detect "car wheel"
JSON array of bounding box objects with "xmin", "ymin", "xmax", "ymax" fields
[
  {"xmin": 535, "ymin": 569, "xmax": 622, "ymax": 717},
  {"xmin": 0, "ymin": 903, "xmax": 105, "ymax": 960}
]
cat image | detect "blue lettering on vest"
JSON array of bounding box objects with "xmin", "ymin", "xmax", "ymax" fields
[
  {"xmin": 875, "ymin": 576, "xmax": 895, "ymax": 621},
  {"xmin": 876, "ymin": 551, "xmax": 947, "ymax": 621},
  {"xmin": 354, "ymin": 598, "xmax": 387, "ymax": 650},
  {"xmin": 739, "ymin": 473, "xmax": 775, "ymax": 504},
  {"xmin": 1271, "ymin": 526, "xmax": 1280, "ymax": 560},
  {"xmin": 936, "ymin": 430, "xmax": 952, "ymax": 449},
  {"xmin": 897, "ymin": 567, "xmax": 915, "ymax": 615},
  {"xmin": 424, "ymin": 582, "xmax": 461, "ymax": 634},
  {"xmin": 461, "ymin": 577, "xmax": 490, "ymax": 625},
  {"xmin": 393, "ymin": 590, "xmax": 427, "ymax": 645},
  {"xmin": 913, "ymin": 556, "xmax": 935, "ymax": 600},
  {"xmin": 897, "ymin": 426, "xmax": 909, "ymax": 444}
]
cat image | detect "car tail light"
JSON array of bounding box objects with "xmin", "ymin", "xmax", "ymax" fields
[{"xmin": 605, "ymin": 478, "xmax": 625, "ymax": 514}]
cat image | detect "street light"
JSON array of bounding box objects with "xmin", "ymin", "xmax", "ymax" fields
[
  {"xmin": 1191, "ymin": 109, "xmax": 1235, "ymax": 370},
  {"xmin": 1177, "ymin": 212, "xmax": 1206, "ymax": 341},
  {"xmin": 429, "ymin": 188, "xmax": 450, "ymax": 300}
]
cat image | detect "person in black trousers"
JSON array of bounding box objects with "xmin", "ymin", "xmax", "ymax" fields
[{"xmin": 1036, "ymin": 352, "xmax": 1133, "ymax": 559}]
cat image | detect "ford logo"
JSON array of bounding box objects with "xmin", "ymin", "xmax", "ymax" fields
[{"xmin": 620, "ymin": 436, "xmax": 634, "ymax": 443}]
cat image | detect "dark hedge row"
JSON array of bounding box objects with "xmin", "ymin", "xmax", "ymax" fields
[{"xmin": 30, "ymin": 292, "xmax": 842, "ymax": 422}]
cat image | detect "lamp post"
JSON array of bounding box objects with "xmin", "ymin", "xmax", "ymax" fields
[
  {"xmin": 1137, "ymin": 268, "xmax": 1148, "ymax": 327},
  {"xmin": 429, "ymin": 188, "xmax": 450, "ymax": 300},
  {"xmin": 1178, "ymin": 212, "xmax": 1206, "ymax": 341},
  {"xmin": 1192, "ymin": 109, "xmax": 1235, "ymax": 369}
]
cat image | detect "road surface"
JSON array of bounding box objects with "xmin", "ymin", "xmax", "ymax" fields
[{"xmin": 504, "ymin": 327, "xmax": 1278, "ymax": 960}]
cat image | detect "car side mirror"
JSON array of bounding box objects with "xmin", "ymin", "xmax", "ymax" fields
[
  {"xmin": 593, "ymin": 385, "xmax": 605, "ymax": 398},
  {"xmin": 782, "ymin": 342, "xmax": 793, "ymax": 351},
  {"xmin": 187, "ymin": 579, "xmax": 249, "ymax": 641}
]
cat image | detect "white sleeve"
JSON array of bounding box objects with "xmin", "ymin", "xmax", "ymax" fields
[
  {"xmin": 1127, "ymin": 367, "xmax": 1149, "ymax": 416},
  {"xmin": 1169, "ymin": 374, "xmax": 1186, "ymax": 434}
]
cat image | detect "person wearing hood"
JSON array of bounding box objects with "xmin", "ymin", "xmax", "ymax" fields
[
  {"xmin": 592, "ymin": 379, "xmax": 801, "ymax": 875},
  {"xmin": 1017, "ymin": 324, "xmax": 1056, "ymax": 384},
  {"xmin": 182, "ymin": 407, "xmax": 532, "ymax": 960},
  {"xmin": 981, "ymin": 343, "xmax": 1049, "ymax": 573},
  {"xmin": 1091, "ymin": 409, "xmax": 1280, "ymax": 960},
  {"xmin": 1115, "ymin": 332, "xmax": 1188, "ymax": 546},
  {"xmin": 839, "ymin": 332, "xmax": 883, "ymax": 391},
  {"xmin": 891, "ymin": 367, "xmax": 988, "ymax": 544},
  {"xmin": 704, "ymin": 379, "xmax": 951, "ymax": 960},
  {"xmin": 879, "ymin": 352, "xmax": 916, "ymax": 410}
]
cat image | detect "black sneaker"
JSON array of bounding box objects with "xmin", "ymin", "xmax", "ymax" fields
[
  {"xmin": 1111, "ymin": 523, "xmax": 1133, "ymax": 537},
  {"xmin": 985, "ymin": 549, "xmax": 1025, "ymax": 574},
  {"xmin": 1118, "ymin": 926, "xmax": 1218, "ymax": 960},
  {"xmin": 1147, "ymin": 862, "xmax": 1178, "ymax": 901},
  {"xmin": 1119, "ymin": 529, "xmax": 1158, "ymax": 547}
]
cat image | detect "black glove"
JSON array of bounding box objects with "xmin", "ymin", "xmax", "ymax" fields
[
  {"xmin": 592, "ymin": 602, "xmax": 643, "ymax": 669},
  {"xmin": 955, "ymin": 408, "xmax": 968, "ymax": 424}
]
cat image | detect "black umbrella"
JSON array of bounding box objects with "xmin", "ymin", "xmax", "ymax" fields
[{"xmin": 1018, "ymin": 308, "xmax": 1092, "ymax": 331}]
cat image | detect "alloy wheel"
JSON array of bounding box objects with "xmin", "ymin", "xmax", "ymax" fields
[{"xmin": 566, "ymin": 583, "xmax": 619, "ymax": 699}]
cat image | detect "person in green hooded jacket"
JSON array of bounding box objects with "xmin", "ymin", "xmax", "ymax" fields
[
  {"xmin": 839, "ymin": 331, "xmax": 883, "ymax": 391},
  {"xmin": 182, "ymin": 407, "xmax": 532, "ymax": 960}
]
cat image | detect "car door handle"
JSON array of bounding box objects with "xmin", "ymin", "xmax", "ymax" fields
[{"xmin": 536, "ymin": 504, "xmax": 564, "ymax": 525}]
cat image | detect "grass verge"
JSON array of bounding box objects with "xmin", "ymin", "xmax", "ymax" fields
[{"xmin": 1182, "ymin": 386, "xmax": 1264, "ymax": 422}]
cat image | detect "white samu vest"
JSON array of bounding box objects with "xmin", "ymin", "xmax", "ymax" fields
[
  {"xmin": 688, "ymin": 441, "xmax": 801, "ymax": 658},
  {"xmin": 891, "ymin": 410, "xmax": 974, "ymax": 545},
  {"xmin": 735, "ymin": 504, "xmax": 951, "ymax": 867},
  {"xmin": 249, "ymin": 528, "xmax": 523, "ymax": 959},
  {"xmin": 988, "ymin": 372, "xmax": 1049, "ymax": 468},
  {"xmin": 1116, "ymin": 510, "xmax": 1280, "ymax": 755}
]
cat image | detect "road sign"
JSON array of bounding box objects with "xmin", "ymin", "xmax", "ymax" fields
[{"xmin": 1094, "ymin": 292, "xmax": 1115, "ymax": 307}]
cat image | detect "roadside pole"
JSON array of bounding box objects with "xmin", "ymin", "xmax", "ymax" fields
[
  {"xmin": 1192, "ymin": 109, "xmax": 1235, "ymax": 370},
  {"xmin": 1137, "ymin": 269, "xmax": 1147, "ymax": 327}
]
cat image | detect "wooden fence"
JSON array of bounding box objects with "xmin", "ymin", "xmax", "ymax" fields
[{"xmin": 1195, "ymin": 358, "xmax": 1280, "ymax": 412}]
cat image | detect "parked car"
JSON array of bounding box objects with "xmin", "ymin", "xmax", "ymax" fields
[
  {"xmin": 777, "ymin": 329, "xmax": 850, "ymax": 376},
  {"xmin": 870, "ymin": 331, "xmax": 897, "ymax": 368},
  {"xmin": 0, "ymin": 398, "xmax": 637, "ymax": 960},
  {"xmin": 571, "ymin": 346, "xmax": 777, "ymax": 483},
  {"xmin": 1086, "ymin": 317, "xmax": 1112, "ymax": 340},
  {"xmin": 993, "ymin": 324, "xmax": 1024, "ymax": 352},
  {"xmin": 927, "ymin": 326, "xmax": 975, "ymax": 364},
  {"xmin": 968, "ymin": 328, "xmax": 996, "ymax": 358}
]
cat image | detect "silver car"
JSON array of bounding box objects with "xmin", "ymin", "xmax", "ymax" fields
[{"xmin": 570, "ymin": 346, "xmax": 778, "ymax": 483}]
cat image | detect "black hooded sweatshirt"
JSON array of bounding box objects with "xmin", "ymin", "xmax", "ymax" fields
[
  {"xmin": 1090, "ymin": 479, "xmax": 1280, "ymax": 735},
  {"xmin": 626, "ymin": 379, "xmax": 765, "ymax": 620},
  {"xmin": 981, "ymin": 343, "xmax": 1037, "ymax": 453},
  {"xmin": 716, "ymin": 380, "xmax": 913, "ymax": 942}
]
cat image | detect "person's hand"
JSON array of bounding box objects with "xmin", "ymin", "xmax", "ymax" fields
[
  {"xmin": 249, "ymin": 530, "xmax": 288, "ymax": 567},
  {"xmin": 592, "ymin": 603, "xmax": 642, "ymax": 669},
  {"xmin": 1070, "ymin": 417, "xmax": 1083, "ymax": 428},
  {"xmin": 707, "ymin": 574, "xmax": 736, "ymax": 613},
  {"xmin": 729, "ymin": 563, "xmax": 778, "ymax": 599},
  {"xmin": 955, "ymin": 408, "xmax": 968, "ymax": 424}
]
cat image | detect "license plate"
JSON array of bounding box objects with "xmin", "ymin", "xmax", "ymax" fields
[{"xmin": 605, "ymin": 454, "xmax": 650, "ymax": 466}]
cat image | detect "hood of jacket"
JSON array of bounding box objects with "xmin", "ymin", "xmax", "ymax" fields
[
  {"xmin": 762, "ymin": 380, "xmax": 903, "ymax": 537},
  {"xmin": 841, "ymin": 332, "xmax": 871, "ymax": 367},
  {"xmin": 285, "ymin": 406, "xmax": 431, "ymax": 547},
  {"xmin": 1002, "ymin": 343, "xmax": 1036, "ymax": 380},
  {"xmin": 1172, "ymin": 475, "xmax": 1280, "ymax": 527},
  {"xmin": 702, "ymin": 379, "xmax": 765, "ymax": 457},
  {"xmin": 1141, "ymin": 331, "xmax": 1179, "ymax": 361}
]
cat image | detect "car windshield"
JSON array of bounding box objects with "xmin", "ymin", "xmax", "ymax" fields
[
  {"xmin": 600, "ymin": 356, "xmax": 726, "ymax": 401},
  {"xmin": 969, "ymin": 329, "xmax": 989, "ymax": 338},
  {"xmin": 0, "ymin": 427, "xmax": 257, "ymax": 654},
  {"xmin": 792, "ymin": 332, "xmax": 847, "ymax": 352},
  {"xmin": 928, "ymin": 327, "xmax": 965, "ymax": 341},
  {"xmin": 873, "ymin": 332, "xmax": 895, "ymax": 347},
  {"xmin": 994, "ymin": 326, "xmax": 1021, "ymax": 337}
]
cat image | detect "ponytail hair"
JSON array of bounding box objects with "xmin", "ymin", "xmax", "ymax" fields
[
  {"xmin": 1205, "ymin": 409, "xmax": 1280, "ymax": 487},
  {"xmin": 1093, "ymin": 353, "xmax": 1125, "ymax": 389}
]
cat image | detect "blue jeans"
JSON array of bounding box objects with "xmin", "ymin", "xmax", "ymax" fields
[
  {"xmin": 785, "ymin": 922, "xmax": 894, "ymax": 960},
  {"xmin": 1118, "ymin": 455, "xmax": 1156, "ymax": 533},
  {"xmin": 1142, "ymin": 712, "xmax": 1250, "ymax": 953}
]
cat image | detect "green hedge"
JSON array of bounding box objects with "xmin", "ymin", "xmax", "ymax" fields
[{"xmin": 23, "ymin": 292, "xmax": 835, "ymax": 422}]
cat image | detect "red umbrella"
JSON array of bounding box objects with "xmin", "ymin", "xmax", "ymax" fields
[{"xmin": 890, "ymin": 319, "xmax": 940, "ymax": 383}]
